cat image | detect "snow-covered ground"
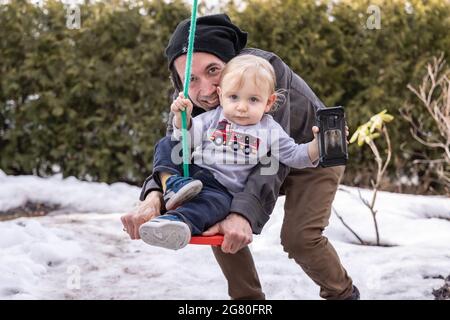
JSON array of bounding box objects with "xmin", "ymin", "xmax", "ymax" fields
[{"xmin": 0, "ymin": 170, "xmax": 449, "ymax": 300}]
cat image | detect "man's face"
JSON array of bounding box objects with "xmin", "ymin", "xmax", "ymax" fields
[{"xmin": 173, "ymin": 52, "xmax": 226, "ymax": 110}]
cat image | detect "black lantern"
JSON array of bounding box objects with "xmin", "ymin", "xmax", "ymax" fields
[{"xmin": 316, "ymin": 106, "xmax": 348, "ymax": 167}]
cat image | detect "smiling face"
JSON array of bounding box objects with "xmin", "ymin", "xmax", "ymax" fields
[{"xmin": 173, "ymin": 52, "xmax": 226, "ymax": 110}]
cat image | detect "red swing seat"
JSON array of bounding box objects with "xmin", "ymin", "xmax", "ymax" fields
[{"xmin": 189, "ymin": 234, "xmax": 224, "ymax": 246}]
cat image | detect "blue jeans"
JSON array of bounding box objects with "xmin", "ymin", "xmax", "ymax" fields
[{"xmin": 152, "ymin": 136, "xmax": 233, "ymax": 235}]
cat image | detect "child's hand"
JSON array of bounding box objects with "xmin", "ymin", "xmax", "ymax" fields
[
  {"xmin": 308, "ymin": 125, "xmax": 351, "ymax": 163},
  {"xmin": 171, "ymin": 92, "xmax": 193, "ymax": 129}
]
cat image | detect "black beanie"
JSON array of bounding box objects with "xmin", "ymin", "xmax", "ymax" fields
[{"xmin": 165, "ymin": 14, "xmax": 248, "ymax": 68}]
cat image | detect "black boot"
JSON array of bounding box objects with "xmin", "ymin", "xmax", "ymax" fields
[{"xmin": 344, "ymin": 285, "xmax": 360, "ymax": 300}]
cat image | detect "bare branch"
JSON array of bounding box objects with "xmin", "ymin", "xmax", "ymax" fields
[
  {"xmin": 412, "ymin": 158, "xmax": 447, "ymax": 165},
  {"xmin": 357, "ymin": 188, "xmax": 370, "ymax": 207},
  {"xmin": 380, "ymin": 126, "xmax": 392, "ymax": 178},
  {"xmin": 403, "ymin": 55, "xmax": 450, "ymax": 192},
  {"xmin": 408, "ymin": 127, "xmax": 447, "ymax": 150},
  {"xmin": 332, "ymin": 207, "xmax": 366, "ymax": 245}
]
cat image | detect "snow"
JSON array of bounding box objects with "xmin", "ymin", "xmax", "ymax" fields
[
  {"xmin": 0, "ymin": 170, "xmax": 139, "ymax": 213},
  {"xmin": 0, "ymin": 170, "xmax": 449, "ymax": 300}
]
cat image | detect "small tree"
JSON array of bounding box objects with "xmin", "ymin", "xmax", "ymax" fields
[
  {"xmin": 334, "ymin": 110, "xmax": 394, "ymax": 246},
  {"xmin": 400, "ymin": 54, "xmax": 450, "ymax": 194}
]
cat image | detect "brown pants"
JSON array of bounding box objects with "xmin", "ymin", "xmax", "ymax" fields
[{"xmin": 211, "ymin": 166, "xmax": 353, "ymax": 300}]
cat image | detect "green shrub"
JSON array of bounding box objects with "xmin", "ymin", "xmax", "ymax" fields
[
  {"xmin": 1, "ymin": 0, "xmax": 449, "ymax": 194},
  {"xmin": 0, "ymin": 0, "xmax": 189, "ymax": 184}
]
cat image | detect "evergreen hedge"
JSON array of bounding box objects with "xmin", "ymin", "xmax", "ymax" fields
[{"xmin": 1, "ymin": 0, "xmax": 449, "ymax": 194}]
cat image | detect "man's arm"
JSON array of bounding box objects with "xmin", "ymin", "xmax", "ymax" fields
[
  {"xmin": 139, "ymin": 101, "xmax": 177, "ymax": 201},
  {"xmin": 139, "ymin": 176, "xmax": 163, "ymax": 201},
  {"xmin": 122, "ymin": 188, "xmax": 163, "ymax": 240}
]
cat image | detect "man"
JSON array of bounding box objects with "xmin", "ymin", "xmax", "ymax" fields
[{"xmin": 121, "ymin": 14, "xmax": 359, "ymax": 300}]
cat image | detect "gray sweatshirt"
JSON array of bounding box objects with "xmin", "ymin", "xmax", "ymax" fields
[
  {"xmin": 172, "ymin": 107, "xmax": 318, "ymax": 194},
  {"xmin": 140, "ymin": 48, "xmax": 326, "ymax": 234}
]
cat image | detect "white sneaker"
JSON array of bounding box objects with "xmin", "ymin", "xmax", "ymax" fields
[{"xmin": 139, "ymin": 215, "xmax": 191, "ymax": 250}]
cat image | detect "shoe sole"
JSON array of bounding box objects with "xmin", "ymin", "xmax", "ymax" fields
[
  {"xmin": 165, "ymin": 180, "xmax": 203, "ymax": 211},
  {"xmin": 139, "ymin": 219, "xmax": 191, "ymax": 250}
]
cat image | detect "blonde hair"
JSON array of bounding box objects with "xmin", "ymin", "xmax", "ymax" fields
[{"xmin": 220, "ymin": 55, "xmax": 283, "ymax": 111}]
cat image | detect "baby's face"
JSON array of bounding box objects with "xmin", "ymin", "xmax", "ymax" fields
[{"xmin": 218, "ymin": 74, "xmax": 275, "ymax": 126}]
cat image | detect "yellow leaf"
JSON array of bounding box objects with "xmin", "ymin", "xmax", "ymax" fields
[
  {"xmin": 369, "ymin": 110, "xmax": 394, "ymax": 132},
  {"xmin": 349, "ymin": 130, "xmax": 359, "ymax": 143},
  {"xmin": 370, "ymin": 117, "xmax": 383, "ymax": 132},
  {"xmin": 357, "ymin": 137, "xmax": 365, "ymax": 146},
  {"xmin": 369, "ymin": 132, "xmax": 380, "ymax": 140},
  {"xmin": 381, "ymin": 114, "xmax": 394, "ymax": 122}
]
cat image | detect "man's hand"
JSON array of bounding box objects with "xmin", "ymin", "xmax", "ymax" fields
[
  {"xmin": 121, "ymin": 191, "xmax": 162, "ymax": 240},
  {"xmin": 202, "ymin": 213, "xmax": 253, "ymax": 254}
]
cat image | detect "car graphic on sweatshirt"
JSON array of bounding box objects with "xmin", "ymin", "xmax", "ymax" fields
[{"xmin": 209, "ymin": 119, "xmax": 260, "ymax": 155}]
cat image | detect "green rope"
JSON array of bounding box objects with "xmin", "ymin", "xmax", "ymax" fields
[{"xmin": 180, "ymin": 0, "xmax": 199, "ymax": 177}]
